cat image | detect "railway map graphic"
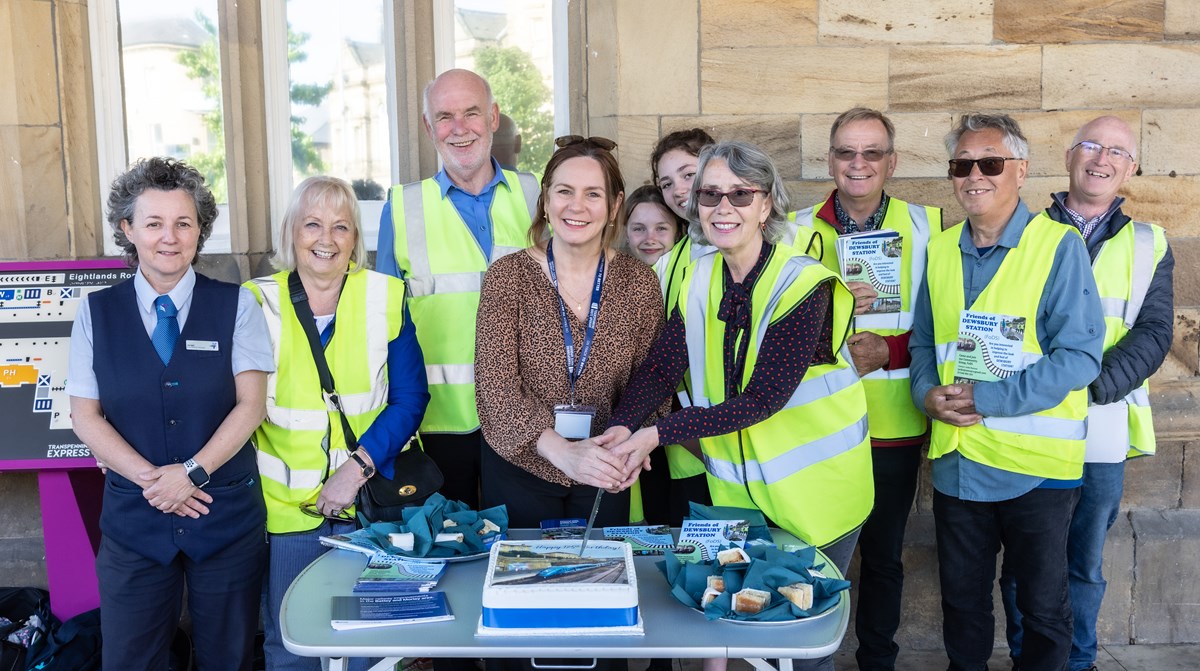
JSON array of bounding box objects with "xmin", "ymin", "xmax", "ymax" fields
[{"xmin": 0, "ymin": 261, "xmax": 132, "ymax": 466}]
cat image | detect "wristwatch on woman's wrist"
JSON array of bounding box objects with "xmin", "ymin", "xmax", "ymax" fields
[
  {"xmin": 348, "ymin": 450, "xmax": 376, "ymax": 479},
  {"xmin": 183, "ymin": 458, "xmax": 210, "ymax": 488}
]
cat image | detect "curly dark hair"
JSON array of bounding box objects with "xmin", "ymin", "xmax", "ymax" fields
[
  {"xmin": 650, "ymin": 128, "xmax": 716, "ymax": 184},
  {"xmin": 106, "ymin": 157, "xmax": 218, "ymax": 267}
]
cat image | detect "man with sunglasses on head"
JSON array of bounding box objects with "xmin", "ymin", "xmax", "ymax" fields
[
  {"xmin": 791, "ymin": 107, "xmax": 941, "ymax": 671},
  {"xmin": 999, "ymin": 116, "xmax": 1174, "ymax": 671},
  {"xmin": 909, "ymin": 113, "xmax": 1104, "ymax": 671},
  {"xmin": 376, "ymin": 69, "xmax": 541, "ymax": 519}
]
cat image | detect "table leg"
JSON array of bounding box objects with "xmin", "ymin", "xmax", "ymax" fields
[{"xmin": 745, "ymin": 659, "xmax": 792, "ymax": 671}]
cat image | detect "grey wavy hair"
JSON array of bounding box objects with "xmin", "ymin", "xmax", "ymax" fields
[
  {"xmin": 685, "ymin": 140, "xmax": 791, "ymax": 245},
  {"xmin": 272, "ymin": 175, "xmax": 366, "ymax": 273},
  {"xmin": 944, "ymin": 113, "xmax": 1030, "ymax": 159},
  {"xmin": 106, "ymin": 157, "xmax": 217, "ymax": 267}
]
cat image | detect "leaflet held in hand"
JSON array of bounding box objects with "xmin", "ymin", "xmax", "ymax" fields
[
  {"xmin": 835, "ymin": 229, "xmax": 903, "ymax": 314},
  {"xmin": 955, "ymin": 309, "xmax": 1027, "ymax": 384}
]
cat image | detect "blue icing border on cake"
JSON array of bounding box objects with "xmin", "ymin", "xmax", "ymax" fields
[{"xmin": 481, "ymin": 606, "xmax": 639, "ymax": 628}]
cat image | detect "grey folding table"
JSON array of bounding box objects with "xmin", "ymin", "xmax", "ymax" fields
[{"xmin": 281, "ymin": 529, "xmax": 849, "ymax": 671}]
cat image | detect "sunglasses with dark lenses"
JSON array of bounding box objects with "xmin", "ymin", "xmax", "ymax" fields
[
  {"xmin": 696, "ymin": 187, "xmax": 766, "ymax": 208},
  {"xmin": 947, "ymin": 156, "xmax": 1023, "ymax": 178},
  {"xmin": 555, "ymin": 135, "xmax": 618, "ymax": 151},
  {"xmin": 299, "ymin": 502, "xmax": 354, "ymax": 523},
  {"xmin": 830, "ymin": 148, "xmax": 892, "ymax": 162}
]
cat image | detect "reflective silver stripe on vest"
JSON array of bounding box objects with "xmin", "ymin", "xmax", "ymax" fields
[
  {"xmin": 783, "ymin": 355, "xmax": 861, "ymax": 409},
  {"xmin": 981, "ymin": 414, "xmax": 1087, "ymax": 440},
  {"xmin": 862, "ymin": 367, "xmax": 910, "ymax": 381},
  {"xmin": 493, "ymin": 245, "xmax": 524, "ymax": 261},
  {"xmin": 426, "ymin": 363, "xmax": 475, "ymax": 385},
  {"xmin": 266, "ymin": 405, "xmax": 327, "ymax": 432},
  {"xmin": 402, "ymin": 182, "xmax": 433, "ymax": 279},
  {"xmin": 1125, "ymin": 386, "xmax": 1150, "ymax": 407},
  {"xmin": 1099, "ymin": 297, "xmax": 1128, "ymax": 320},
  {"xmin": 516, "ymin": 172, "xmax": 541, "ymax": 219},
  {"xmin": 1125, "ymin": 222, "xmax": 1156, "ymax": 328},
  {"xmin": 407, "ymin": 271, "xmax": 483, "ymax": 297},
  {"xmin": 684, "ymin": 254, "xmax": 718, "ymax": 408},
  {"xmin": 704, "ymin": 414, "xmax": 869, "ymax": 486},
  {"xmin": 256, "ymin": 449, "xmax": 324, "ymax": 490}
]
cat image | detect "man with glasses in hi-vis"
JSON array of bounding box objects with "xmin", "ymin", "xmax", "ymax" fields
[
  {"xmin": 1000, "ymin": 116, "xmax": 1174, "ymax": 671},
  {"xmin": 376, "ymin": 69, "xmax": 541, "ymax": 513},
  {"xmin": 789, "ymin": 108, "xmax": 941, "ymax": 671},
  {"xmin": 909, "ymin": 113, "xmax": 1104, "ymax": 671}
]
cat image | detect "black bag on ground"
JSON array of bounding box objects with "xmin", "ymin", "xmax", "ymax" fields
[
  {"xmin": 25, "ymin": 607, "xmax": 100, "ymax": 671},
  {"xmin": 0, "ymin": 587, "xmax": 55, "ymax": 671},
  {"xmin": 287, "ymin": 271, "xmax": 444, "ymax": 524}
]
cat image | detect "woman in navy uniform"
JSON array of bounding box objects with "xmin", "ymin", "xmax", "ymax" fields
[{"xmin": 67, "ymin": 157, "xmax": 274, "ymax": 670}]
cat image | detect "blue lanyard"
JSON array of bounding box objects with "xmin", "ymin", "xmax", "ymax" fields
[{"xmin": 546, "ymin": 239, "xmax": 606, "ymax": 405}]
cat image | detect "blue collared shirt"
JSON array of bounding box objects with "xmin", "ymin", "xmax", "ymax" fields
[
  {"xmin": 376, "ymin": 158, "xmax": 510, "ymax": 278},
  {"xmin": 67, "ymin": 266, "xmax": 275, "ymax": 400},
  {"xmin": 909, "ymin": 200, "xmax": 1104, "ymax": 501}
]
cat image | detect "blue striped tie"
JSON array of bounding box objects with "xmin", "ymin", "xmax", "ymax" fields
[{"xmin": 152, "ymin": 295, "xmax": 179, "ymax": 365}]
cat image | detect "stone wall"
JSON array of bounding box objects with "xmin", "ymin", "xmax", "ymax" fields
[
  {"xmin": 1, "ymin": 0, "xmax": 1199, "ymax": 651},
  {"xmin": 585, "ymin": 0, "xmax": 1200, "ymax": 648}
]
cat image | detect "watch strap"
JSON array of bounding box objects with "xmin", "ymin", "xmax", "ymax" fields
[{"xmin": 348, "ymin": 450, "xmax": 375, "ymax": 478}]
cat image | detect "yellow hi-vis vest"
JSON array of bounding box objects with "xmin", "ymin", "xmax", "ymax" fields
[
  {"xmin": 388, "ymin": 170, "xmax": 539, "ymax": 433},
  {"xmin": 245, "ymin": 268, "xmax": 408, "ymax": 534},
  {"xmin": 680, "ymin": 244, "xmax": 874, "ymax": 547},
  {"xmin": 791, "ymin": 196, "xmax": 939, "ymax": 440},
  {"xmin": 927, "ymin": 214, "xmax": 1088, "ymax": 480},
  {"xmin": 1090, "ymin": 220, "xmax": 1167, "ymax": 460}
]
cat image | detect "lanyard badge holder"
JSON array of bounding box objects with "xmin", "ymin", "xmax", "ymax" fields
[{"xmin": 548, "ymin": 240, "xmax": 605, "ymax": 440}]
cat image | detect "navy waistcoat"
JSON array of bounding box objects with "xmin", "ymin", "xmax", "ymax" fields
[{"xmin": 91, "ymin": 273, "xmax": 265, "ymax": 565}]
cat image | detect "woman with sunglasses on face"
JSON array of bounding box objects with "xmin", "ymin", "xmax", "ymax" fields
[
  {"xmin": 245, "ymin": 176, "xmax": 429, "ymax": 671},
  {"xmin": 604, "ymin": 141, "xmax": 874, "ymax": 671},
  {"xmin": 475, "ymin": 135, "xmax": 667, "ymax": 532}
]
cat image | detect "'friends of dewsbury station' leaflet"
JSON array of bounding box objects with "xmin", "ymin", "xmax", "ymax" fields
[{"xmin": 955, "ymin": 309, "xmax": 1027, "ymax": 384}]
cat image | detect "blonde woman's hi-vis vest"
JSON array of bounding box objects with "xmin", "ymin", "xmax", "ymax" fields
[
  {"xmin": 245, "ymin": 268, "xmax": 407, "ymax": 533},
  {"xmin": 927, "ymin": 214, "xmax": 1088, "ymax": 480},
  {"xmin": 389, "ymin": 170, "xmax": 539, "ymax": 433},
  {"xmin": 1089, "ymin": 221, "xmax": 1167, "ymax": 460},
  {"xmin": 791, "ymin": 196, "xmax": 939, "ymax": 441},
  {"xmin": 680, "ymin": 244, "xmax": 873, "ymax": 547}
]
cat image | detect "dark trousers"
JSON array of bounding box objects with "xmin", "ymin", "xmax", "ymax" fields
[
  {"xmin": 855, "ymin": 445, "xmax": 922, "ymax": 671},
  {"xmin": 480, "ymin": 443, "xmax": 630, "ymax": 528},
  {"xmin": 96, "ymin": 528, "xmax": 266, "ymax": 671},
  {"xmin": 933, "ymin": 487, "xmax": 1079, "ymax": 671},
  {"xmin": 422, "ymin": 430, "xmax": 485, "ymax": 510}
]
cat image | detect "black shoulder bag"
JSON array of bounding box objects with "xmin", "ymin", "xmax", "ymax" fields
[{"xmin": 287, "ymin": 271, "xmax": 444, "ymax": 523}]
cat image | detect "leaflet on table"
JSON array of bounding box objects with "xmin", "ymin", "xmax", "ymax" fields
[
  {"xmin": 319, "ymin": 531, "xmax": 389, "ymax": 557},
  {"xmin": 540, "ymin": 518, "xmax": 588, "ymax": 540},
  {"xmin": 835, "ymin": 229, "xmax": 902, "ymax": 314},
  {"xmin": 603, "ymin": 525, "xmax": 674, "ymax": 555},
  {"xmin": 330, "ymin": 592, "xmax": 454, "ymax": 630},
  {"xmin": 954, "ymin": 309, "xmax": 1027, "ymax": 384},
  {"xmin": 673, "ymin": 519, "xmax": 749, "ymax": 563},
  {"xmin": 353, "ymin": 553, "xmax": 448, "ymax": 593}
]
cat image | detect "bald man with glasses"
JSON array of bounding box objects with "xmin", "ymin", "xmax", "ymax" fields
[
  {"xmin": 1000, "ymin": 115, "xmax": 1174, "ymax": 671},
  {"xmin": 909, "ymin": 113, "xmax": 1104, "ymax": 671}
]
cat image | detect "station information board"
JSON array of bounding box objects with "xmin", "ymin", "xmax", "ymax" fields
[{"xmin": 0, "ymin": 259, "xmax": 133, "ymax": 470}]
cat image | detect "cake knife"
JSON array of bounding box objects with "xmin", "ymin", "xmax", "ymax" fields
[{"xmin": 577, "ymin": 488, "xmax": 603, "ymax": 556}]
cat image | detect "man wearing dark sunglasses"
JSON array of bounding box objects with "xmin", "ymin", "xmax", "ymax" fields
[
  {"xmin": 791, "ymin": 108, "xmax": 941, "ymax": 671},
  {"xmin": 376, "ymin": 69, "xmax": 542, "ymax": 520},
  {"xmin": 909, "ymin": 113, "xmax": 1105, "ymax": 671},
  {"xmin": 999, "ymin": 116, "xmax": 1174, "ymax": 671}
]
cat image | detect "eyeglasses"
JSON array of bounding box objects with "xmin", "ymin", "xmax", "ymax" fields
[
  {"xmin": 299, "ymin": 502, "xmax": 355, "ymax": 523},
  {"xmin": 947, "ymin": 157, "xmax": 1023, "ymax": 178},
  {"xmin": 555, "ymin": 135, "xmax": 618, "ymax": 151},
  {"xmin": 1070, "ymin": 140, "xmax": 1134, "ymax": 163},
  {"xmin": 696, "ymin": 188, "xmax": 767, "ymax": 207},
  {"xmin": 830, "ymin": 148, "xmax": 893, "ymax": 162}
]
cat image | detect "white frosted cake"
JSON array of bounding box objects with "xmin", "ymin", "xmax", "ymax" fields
[{"xmin": 477, "ymin": 540, "xmax": 642, "ymax": 635}]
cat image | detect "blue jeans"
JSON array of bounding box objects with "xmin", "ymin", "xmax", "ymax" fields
[
  {"xmin": 263, "ymin": 519, "xmax": 375, "ymax": 671},
  {"xmin": 934, "ymin": 488, "xmax": 1078, "ymax": 671},
  {"xmin": 1001, "ymin": 462, "xmax": 1125, "ymax": 671}
]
